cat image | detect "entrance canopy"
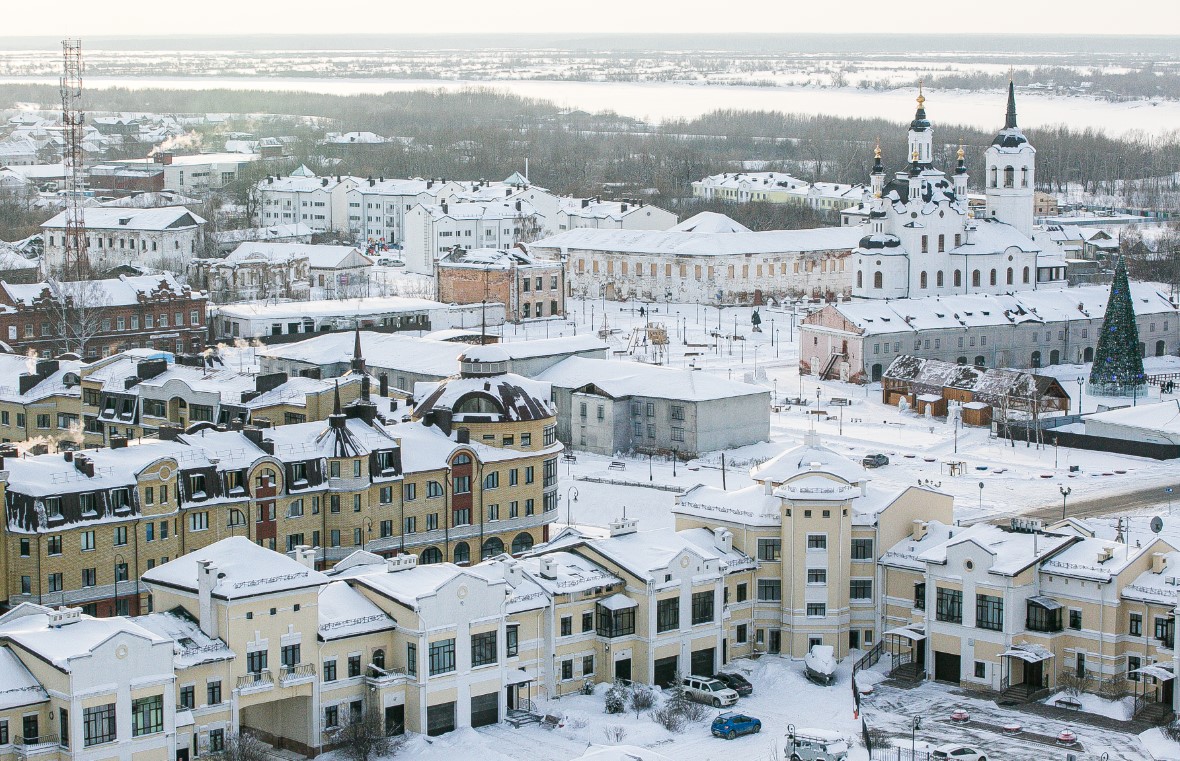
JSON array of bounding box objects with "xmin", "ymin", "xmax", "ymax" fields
[
  {"xmin": 505, "ymin": 668, "xmax": 533, "ymax": 685},
  {"xmin": 883, "ymin": 626, "xmax": 926, "ymax": 642},
  {"xmin": 1000, "ymin": 644, "xmax": 1054, "ymax": 663},
  {"xmin": 1131, "ymin": 664, "xmax": 1176, "ymax": 682}
]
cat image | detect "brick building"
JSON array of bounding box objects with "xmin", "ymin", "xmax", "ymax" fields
[
  {"xmin": 436, "ymin": 247, "xmax": 565, "ymax": 323},
  {"xmin": 0, "ymin": 275, "xmax": 207, "ymax": 360}
]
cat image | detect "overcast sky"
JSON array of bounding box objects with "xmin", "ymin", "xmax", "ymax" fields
[{"xmin": 18, "ymin": 0, "xmax": 1180, "ymax": 37}]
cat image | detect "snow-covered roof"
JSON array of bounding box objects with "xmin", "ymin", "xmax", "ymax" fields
[
  {"xmin": 259, "ymin": 173, "xmax": 359, "ymax": 193},
  {"xmin": 532, "ymin": 226, "xmax": 862, "ymax": 257},
  {"xmin": 1040, "ymin": 536, "xmax": 1157, "ymax": 582},
  {"xmin": 693, "ymin": 171, "xmax": 808, "ymax": 191},
  {"xmin": 543, "ymin": 526, "xmax": 739, "ymax": 583},
  {"xmin": 424, "ymin": 200, "xmax": 538, "ymax": 221},
  {"xmin": 120, "ymin": 152, "xmax": 258, "ymax": 167},
  {"xmin": 142, "ymin": 537, "xmax": 328, "ymax": 600},
  {"xmin": 4, "ymin": 439, "xmax": 197, "ymax": 500},
  {"xmin": 1084, "ymin": 400, "xmax": 1180, "ymax": 437},
  {"xmin": 512, "ymin": 552, "xmax": 622, "ymax": 595},
  {"xmin": 260, "ymin": 331, "xmax": 462, "ymax": 378},
  {"xmin": 0, "ymin": 646, "xmax": 48, "ymax": 709},
  {"xmin": 668, "ymin": 212, "xmax": 750, "ymax": 234},
  {"xmin": 0, "ymin": 355, "xmax": 81, "ymax": 403},
  {"xmin": 318, "ymin": 581, "xmax": 396, "ymax": 640},
  {"xmin": 132, "ymin": 609, "xmax": 235, "ymax": 668},
  {"xmin": 216, "ymin": 297, "xmax": 448, "ymax": 322},
  {"xmin": 920, "ymin": 524, "xmax": 1076, "ymax": 576},
  {"xmin": 262, "ymin": 415, "xmax": 399, "ymax": 462},
  {"xmin": 226, "ymin": 242, "xmax": 371, "ymax": 269},
  {"xmin": 675, "ymin": 483, "xmax": 782, "ymax": 527},
  {"xmin": 0, "ymin": 604, "xmax": 169, "ymax": 670},
  {"xmin": 1, "ymin": 274, "xmax": 199, "ymax": 310},
  {"xmin": 537, "ymin": 356, "xmax": 767, "ymax": 402},
  {"xmin": 414, "ymin": 373, "xmax": 554, "ymax": 422},
  {"xmin": 753, "ymin": 432, "xmax": 865, "ymax": 485},
  {"xmin": 438, "ymin": 247, "xmax": 546, "ymax": 269},
  {"xmin": 1122, "ymin": 552, "xmax": 1180, "ymax": 604},
  {"xmin": 881, "ymin": 520, "xmax": 960, "ymax": 571},
  {"xmin": 884, "ymin": 355, "xmax": 1065, "ymax": 402},
  {"xmin": 461, "ymin": 335, "xmax": 607, "ymax": 362},
  {"xmin": 41, "ymin": 205, "xmax": 204, "ymax": 231},
  {"xmin": 352, "ymin": 562, "xmax": 497, "ymax": 609},
  {"xmin": 389, "ymin": 417, "xmax": 562, "ymax": 473},
  {"xmin": 213, "ymin": 224, "xmax": 315, "ymax": 245}
]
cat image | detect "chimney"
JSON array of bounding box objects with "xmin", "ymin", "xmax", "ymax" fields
[
  {"xmin": 63, "ymin": 450, "xmax": 73, "ymax": 462},
  {"xmin": 109, "ymin": 435, "xmax": 128, "ymax": 449},
  {"xmin": 426, "ymin": 180, "xmax": 433, "ymax": 190},
  {"xmin": 254, "ymin": 372, "xmax": 287, "ymax": 394},
  {"xmin": 456, "ymin": 428, "xmax": 470, "ymax": 444},
  {"xmin": 539, "ymin": 555, "xmax": 557, "ymax": 579},
  {"xmin": 609, "ymin": 517, "xmax": 638, "ymax": 537},
  {"xmin": 1153, "ymin": 552, "xmax": 1168, "ymax": 574},
  {"xmin": 158, "ymin": 423, "xmax": 183, "ymax": 442},
  {"xmin": 386, "ymin": 553, "xmax": 418, "ymax": 573},
  {"xmin": 368, "ymin": 178, "xmax": 375, "ymax": 187},
  {"xmin": 35, "ymin": 359, "xmax": 59, "ymax": 377},
  {"xmin": 713, "ymin": 527, "xmax": 733, "ymax": 553},
  {"xmin": 505, "ymin": 188, "xmax": 512, "ymax": 198},
  {"xmin": 293, "ymin": 545, "xmax": 317, "ymax": 570},
  {"xmin": 620, "ymin": 203, "xmax": 628, "ymax": 212},
  {"xmin": 321, "ymin": 178, "xmax": 328, "ymax": 187},
  {"xmin": 154, "ymin": 152, "xmax": 173, "ymax": 165},
  {"xmin": 503, "ymin": 558, "xmax": 521, "ymax": 582},
  {"xmin": 379, "ymin": 372, "xmax": 389, "ymax": 398},
  {"xmin": 515, "ymin": 200, "xmax": 522, "ymax": 212},
  {"xmin": 441, "ymin": 201, "xmax": 449, "ymax": 215},
  {"xmin": 912, "ymin": 520, "xmax": 927, "ymax": 542},
  {"xmin": 197, "ymin": 559, "xmax": 220, "ymax": 637},
  {"xmin": 581, "ymin": 198, "xmax": 590, "ymax": 208}
]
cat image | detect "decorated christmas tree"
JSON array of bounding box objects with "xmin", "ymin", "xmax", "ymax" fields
[{"xmin": 1088, "ymin": 255, "xmax": 1145, "ymax": 395}]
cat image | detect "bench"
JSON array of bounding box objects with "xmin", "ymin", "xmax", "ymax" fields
[
  {"xmin": 540, "ymin": 714, "xmax": 562, "ymax": 730},
  {"xmin": 608, "ymin": 461, "xmax": 626, "ymax": 471},
  {"xmin": 1054, "ymin": 697, "xmax": 1082, "ymax": 710}
]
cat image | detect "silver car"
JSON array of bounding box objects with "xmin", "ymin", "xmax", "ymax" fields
[{"xmin": 681, "ymin": 675, "xmax": 739, "ymax": 707}]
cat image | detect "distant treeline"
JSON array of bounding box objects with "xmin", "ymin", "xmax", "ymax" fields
[{"xmin": 2, "ymin": 84, "xmax": 1177, "ymax": 207}]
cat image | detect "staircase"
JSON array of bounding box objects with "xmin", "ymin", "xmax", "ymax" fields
[
  {"xmin": 998, "ymin": 682, "xmax": 1044, "ymax": 705},
  {"xmin": 1136, "ymin": 700, "xmax": 1175, "ymax": 725},
  {"xmin": 505, "ymin": 700, "xmax": 543, "ymax": 728},
  {"xmin": 889, "ymin": 662, "xmax": 924, "ymax": 682},
  {"xmin": 819, "ymin": 352, "xmax": 845, "ymax": 381}
]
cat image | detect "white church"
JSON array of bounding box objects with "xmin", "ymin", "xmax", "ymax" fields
[{"xmin": 852, "ymin": 84, "xmax": 1066, "ymax": 300}]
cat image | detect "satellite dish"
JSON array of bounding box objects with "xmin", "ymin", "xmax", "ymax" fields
[{"xmin": 1151, "ymin": 516, "xmax": 1165, "ymax": 534}]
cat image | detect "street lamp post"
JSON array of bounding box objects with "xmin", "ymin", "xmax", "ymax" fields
[
  {"xmin": 1060, "ymin": 485, "xmax": 1072, "ymax": 520},
  {"xmin": 113, "ymin": 552, "xmax": 127, "ymax": 617},
  {"xmin": 1076, "ymin": 376, "xmax": 1085, "ymax": 416},
  {"xmin": 672, "ymin": 448, "xmax": 678, "ymax": 478},
  {"xmin": 978, "ymin": 481, "xmax": 984, "ymax": 512},
  {"xmin": 362, "ymin": 517, "xmax": 373, "ymax": 552},
  {"xmin": 911, "ymin": 716, "xmax": 922, "ymax": 761},
  {"xmin": 648, "ymin": 452, "xmax": 654, "ymax": 482},
  {"xmin": 565, "ymin": 486, "xmax": 579, "ymax": 526}
]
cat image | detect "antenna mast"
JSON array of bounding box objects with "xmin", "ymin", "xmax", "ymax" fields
[{"xmin": 60, "ymin": 38, "xmax": 90, "ymax": 280}]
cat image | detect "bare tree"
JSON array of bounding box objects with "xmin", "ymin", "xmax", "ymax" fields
[
  {"xmin": 45, "ymin": 279, "xmax": 110, "ymax": 359},
  {"xmin": 513, "ymin": 211, "xmax": 543, "ymax": 244},
  {"xmin": 333, "ymin": 704, "xmax": 403, "ymax": 761},
  {"xmin": 208, "ymin": 733, "xmax": 269, "ymax": 761}
]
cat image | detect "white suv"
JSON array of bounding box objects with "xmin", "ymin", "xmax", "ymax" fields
[{"xmin": 681, "ymin": 675, "xmax": 739, "ymax": 707}]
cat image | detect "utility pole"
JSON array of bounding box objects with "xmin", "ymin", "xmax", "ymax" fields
[{"xmin": 60, "ymin": 39, "xmax": 90, "ymax": 280}]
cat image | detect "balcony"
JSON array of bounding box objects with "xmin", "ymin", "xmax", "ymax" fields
[
  {"xmin": 365, "ymin": 665, "xmax": 408, "ymax": 688},
  {"xmin": 237, "ymin": 669, "xmax": 274, "ymax": 694},
  {"xmin": 13, "ymin": 735, "xmax": 60, "ymax": 758},
  {"xmin": 280, "ymin": 663, "xmax": 316, "ymax": 687}
]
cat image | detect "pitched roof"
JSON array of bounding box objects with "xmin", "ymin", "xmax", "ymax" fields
[
  {"xmin": 532, "ymin": 226, "xmax": 862, "ymax": 257},
  {"xmin": 141, "ymin": 536, "xmax": 328, "ymax": 599},
  {"xmin": 41, "ymin": 205, "xmax": 205, "ymax": 231},
  {"xmin": 537, "ymin": 356, "xmax": 767, "ymax": 402}
]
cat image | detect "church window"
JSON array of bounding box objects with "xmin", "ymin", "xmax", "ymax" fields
[
  {"xmin": 1006, "ymin": 268, "xmax": 1014, "ymax": 285},
  {"xmin": 857, "ymin": 271, "xmax": 863, "ymax": 289},
  {"xmin": 972, "ymin": 270, "xmax": 981, "ymax": 287},
  {"xmin": 1004, "ymin": 166, "xmax": 1015, "ymax": 188},
  {"xmin": 919, "ymin": 271, "xmax": 928, "ymax": 289},
  {"xmin": 938, "ymin": 234, "xmax": 945, "ymax": 253},
  {"xmin": 954, "ymin": 234, "xmax": 961, "ymax": 247},
  {"xmin": 954, "ymin": 270, "xmax": 962, "ymax": 288},
  {"xmin": 921, "ymin": 235, "xmax": 928, "ymax": 253},
  {"xmin": 990, "ymin": 167, "xmax": 998, "ymax": 188},
  {"xmin": 1023, "ymin": 266, "xmax": 1030, "ymax": 284},
  {"xmin": 936, "ymin": 271, "xmax": 944, "ymax": 287},
  {"xmin": 873, "ymin": 272, "xmax": 883, "ymax": 289},
  {"xmin": 1021, "ymin": 167, "xmax": 1029, "ymax": 188},
  {"xmin": 989, "ymin": 269, "xmax": 997, "ymax": 286}
]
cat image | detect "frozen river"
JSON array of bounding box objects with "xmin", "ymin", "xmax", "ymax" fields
[{"xmin": 3, "ymin": 75, "xmax": 1178, "ymax": 137}]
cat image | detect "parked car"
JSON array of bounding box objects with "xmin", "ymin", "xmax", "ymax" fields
[
  {"xmin": 862, "ymin": 453, "xmax": 889, "ymax": 468},
  {"xmin": 681, "ymin": 675, "xmax": 739, "ymax": 708},
  {"xmin": 932, "ymin": 744, "xmax": 987, "ymax": 761},
  {"xmin": 785, "ymin": 728, "xmax": 849, "ymax": 761},
  {"xmin": 804, "ymin": 644, "xmax": 837, "ymax": 686},
  {"xmin": 711, "ymin": 712, "xmax": 761, "ymax": 740},
  {"xmin": 714, "ymin": 672, "xmax": 753, "ymax": 696}
]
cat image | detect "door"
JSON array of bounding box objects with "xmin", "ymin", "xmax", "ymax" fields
[
  {"xmin": 1164, "ymin": 678, "xmax": 1175, "ymax": 706},
  {"xmin": 470, "ymin": 693, "xmax": 498, "ymax": 728},
  {"xmin": 177, "ymin": 750, "xmax": 189, "ymax": 761},
  {"xmin": 917, "ymin": 639, "xmax": 926, "ymax": 672},
  {"xmin": 1026, "ymin": 660, "xmax": 1044, "ymax": 689},
  {"xmin": 425, "ymin": 702, "xmax": 455, "ymax": 737},
  {"xmin": 384, "ymin": 705, "xmax": 404, "ymax": 736},
  {"xmin": 849, "ymin": 630, "xmax": 860, "ymax": 651},
  {"xmin": 653, "ymin": 656, "xmax": 678, "ymax": 688},
  {"xmin": 22, "ymin": 715, "xmax": 38, "ymax": 744},
  {"xmin": 934, "ymin": 651, "xmax": 961, "ymax": 684},
  {"xmin": 722, "ymin": 638, "xmax": 728, "ymax": 665},
  {"xmin": 614, "ymin": 658, "xmax": 632, "ymax": 683},
  {"xmin": 690, "ymin": 648, "xmax": 715, "ymax": 678},
  {"xmin": 769, "ymin": 630, "xmax": 781, "ymax": 654}
]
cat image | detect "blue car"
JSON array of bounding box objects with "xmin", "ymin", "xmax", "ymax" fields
[{"xmin": 711, "ymin": 712, "xmax": 762, "ymax": 740}]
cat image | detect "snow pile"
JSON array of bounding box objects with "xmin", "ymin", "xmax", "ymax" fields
[
  {"xmin": 1139, "ymin": 728, "xmax": 1180, "ymax": 761},
  {"xmin": 1039, "ymin": 690, "xmax": 1134, "ymax": 721}
]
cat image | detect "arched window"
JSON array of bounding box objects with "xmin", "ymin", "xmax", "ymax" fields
[
  {"xmin": 1083, "ymin": 347, "xmax": 1094, "ymax": 363},
  {"xmin": 1031, "ymin": 351, "xmax": 1041, "ymax": 368},
  {"xmin": 452, "ymin": 453, "xmax": 471, "ymax": 465},
  {"xmin": 1004, "ymin": 166, "xmax": 1015, "ymax": 188},
  {"xmin": 989, "ymin": 269, "xmax": 997, "ymax": 286},
  {"xmin": 990, "ymin": 167, "xmax": 998, "ymax": 187},
  {"xmin": 938, "ymin": 234, "xmax": 945, "ymax": 253},
  {"xmin": 1021, "ymin": 167, "xmax": 1029, "ymax": 188},
  {"xmin": 873, "ymin": 272, "xmax": 883, "ymax": 289},
  {"xmin": 453, "ymin": 541, "xmax": 470, "ymax": 565},
  {"xmin": 954, "ymin": 270, "xmax": 962, "ymax": 288},
  {"xmin": 919, "ymin": 271, "xmax": 928, "ymax": 289},
  {"xmin": 1022, "ymin": 267, "xmax": 1030, "ymax": 284},
  {"xmin": 972, "ymin": 270, "xmax": 981, "ymax": 287},
  {"xmin": 956, "ymin": 356, "xmax": 968, "ymax": 365},
  {"xmin": 481, "ymin": 537, "xmax": 505, "ymax": 560},
  {"xmin": 372, "ymin": 649, "xmax": 386, "ymax": 671},
  {"xmin": 1006, "ymin": 268, "xmax": 1014, "ymax": 285},
  {"xmin": 856, "ymin": 270, "xmax": 863, "ymax": 289},
  {"xmin": 420, "ymin": 546, "xmax": 443, "ymax": 565},
  {"xmin": 1157, "ymin": 340, "xmax": 1167, "ymax": 357},
  {"xmin": 974, "ymin": 355, "xmax": 987, "ymax": 367},
  {"xmin": 511, "ymin": 532, "xmax": 535, "ymax": 555},
  {"xmin": 936, "ymin": 271, "xmax": 944, "ymax": 287},
  {"xmin": 1139, "ymin": 342, "xmax": 1147, "ymax": 358},
  {"xmin": 871, "ymin": 364, "xmax": 883, "ymax": 382},
  {"xmin": 426, "ymin": 480, "xmax": 443, "ymax": 498}
]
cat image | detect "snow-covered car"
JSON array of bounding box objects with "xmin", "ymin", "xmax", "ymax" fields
[
  {"xmin": 932, "ymin": 744, "xmax": 987, "ymax": 761},
  {"xmin": 681, "ymin": 675, "xmax": 738, "ymax": 707},
  {"xmin": 785, "ymin": 728, "xmax": 848, "ymax": 761},
  {"xmin": 714, "ymin": 672, "xmax": 753, "ymax": 696},
  {"xmin": 711, "ymin": 712, "xmax": 761, "ymax": 739}
]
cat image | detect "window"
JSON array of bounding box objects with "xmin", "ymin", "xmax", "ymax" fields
[
  {"xmin": 1129, "ymin": 655, "xmax": 1142, "ymax": 682},
  {"xmin": 179, "ymin": 685, "xmax": 195, "ymax": 709},
  {"xmin": 560, "ymin": 616, "xmax": 572, "ymax": 636},
  {"xmin": 81, "ymin": 530, "xmax": 95, "ymax": 551},
  {"xmin": 807, "ymin": 568, "xmax": 827, "ymax": 584},
  {"xmin": 935, "ymin": 587, "xmax": 963, "ymax": 623},
  {"xmin": 806, "ymin": 603, "xmax": 827, "ymax": 617},
  {"xmin": 582, "ymin": 611, "xmax": 594, "ymax": 632},
  {"xmin": 429, "ymin": 639, "xmax": 456, "ymax": 676},
  {"xmin": 131, "ymin": 695, "xmax": 163, "ymax": 737},
  {"xmin": 471, "ymin": 631, "xmax": 497, "ymax": 667},
  {"xmin": 656, "ymin": 598, "xmax": 679, "ymax": 633},
  {"xmin": 914, "ymin": 582, "xmax": 926, "ymax": 610},
  {"xmin": 850, "ymin": 580, "xmax": 873, "ymax": 600},
  {"xmin": 207, "ymin": 680, "xmax": 222, "ymax": 706},
  {"xmin": 975, "ymin": 661, "xmax": 987, "ymax": 679},
  {"xmin": 47, "ymin": 535, "xmax": 62, "ymax": 555},
  {"xmin": 426, "ymin": 513, "xmax": 439, "ymax": 531},
  {"xmin": 851, "ymin": 538, "xmax": 873, "ymax": 560},
  {"xmin": 582, "ymin": 655, "xmax": 595, "ymax": 676},
  {"xmin": 348, "ymin": 654, "xmax": 361, "ymax": 677},
  {"xmin": 691, "ymin": 591, "xmax": 714, "ymax": 625},
  {"xmin": 189, "ymin": 512, "xmax": 208, "ymax": 531},
  {"xmin": 506, "ymin": 626, "xmax": 519, "ymax": 657},
  {"xmin": 736, "ymin": 583, "xmax": 748, "ymax": 602},
  {"xmin": 247, "ymin": 649, "xmax": 267, "ymax": 674},
  {"xmin": 82, "ymin": 568, "xmax": 96, "ymax": 587},
  {"xmin": 975, "ymin": 593, "xmax": 1003, "ymax": 631},
  {"xmin": 114, "ymin": 526, "xmax": 128, "ymax": 545},
  {"xmin": 1069, "ymin": 609, "xmax": 1082, "ymax": 630},
  {"xmin": 324, "ymin": 706, "xmax": 339, "ymax": 730},
  {"xmin": 426, "ymin": 481, "xmax": 443, "ymax": 498},
  {"xmin": 597, "ymin": 606, "xmax": 635, "ymax": 637},
  {"xmin": 48, "ymin": 573, "xmax": 63, "ymax": 592},
  {"xmin": 83, "ymin": 703, "xmax": 116, "ymax": 746},
  {"xmin": 1130, "ymin": 612, "xmax": 1143, "ymax": 636},
  {"xmin": 806, "ymin": 534, "xmax": 827, "ymax": 550},
  {"xmin": 757, "ymin": 538, "xmax": 781, "ymax": 561},
  {"xmin": 1026, "ymin": 599, "xmax": 1062, "ymax": 632},
  {"xmin": 757, "ymin": 579, "xmax": 781, "ymax": 602},
  {"xmin": 671, "ymin": 405, "xmax": 685, "ymax": 421},
  {"xmin": 562, "ymin": 660, "xmax": 573, "ymax": 681}
]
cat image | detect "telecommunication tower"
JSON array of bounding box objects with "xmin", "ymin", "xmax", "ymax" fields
[{"xmin": 59, "ymin": 38, "xmax": 89, "ymax": 280}]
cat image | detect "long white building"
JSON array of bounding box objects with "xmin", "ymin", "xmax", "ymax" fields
[
  {"xmin": 41, "ymin": 205, "xmax": 206, "ymax": 274},
  {"xmin": 403, "ymin": 199, "xmax": 544, "ymax": 276}
]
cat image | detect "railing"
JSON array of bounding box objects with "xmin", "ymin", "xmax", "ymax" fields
[
  {"xmin": 237, "ymin": 670, "xmax": 274, "ymax": 691},
  {"xmin": 1135, "ymin": 694, "xmax": 1150, "ymax": 717},
  {"xmin": 280, "ymin": 663, "xmax": 316, "ymax": 684},
  {"xmin": 854, "ymin": 640, "xmax": 884, "ymax": 673},
  {"xmin": 365, "ymin": 665, "xmax": 408, "ymax": 686},
  {"xmin": 13, "ymin": 735, "xmax": 59, "ymax": 747}
]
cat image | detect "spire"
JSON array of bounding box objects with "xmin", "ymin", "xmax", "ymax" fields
[
  {"xmin": 1005, "ymin": 79, "xmax": 1018, "ymax": 130},
  {"xmin": 909, "ymin": 80, "xmax": 931, "ymax": 132},
  {"xmin": 350, "ymin": 323, "xmax": 366, "ymax": 374},
  {"xmin": 333, "ymin": 380, "xmax": 342, "ymax": 415},
  {"xmin": 328, "ymin": 379, "xmax": 346, "ymax": 430},
  {"xmin": 872, "ymin": 138, "xmax": 883, "ymax": 174},
  {"xmin": 955, "ymin": 142, "xmax": 967, "ymax": 175}
]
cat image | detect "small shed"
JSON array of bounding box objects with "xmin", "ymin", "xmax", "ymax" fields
[
  {"xmin": 962, "ymin": 401, "xmax": 992, "ymax": 427},
  {"xmin": 915, "ymin": 393, "xmax": 947, "ymax": 417}
]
